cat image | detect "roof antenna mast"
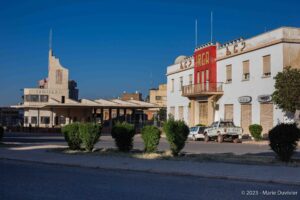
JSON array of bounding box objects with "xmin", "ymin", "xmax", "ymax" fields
[
  {"xmin": 195, "ymin": 19, "xmax": 198, "ymax": 48},
  {"xmin": 210, "ymin": 11, "xmax": 213, "ymax": 43},
  {"xmin": 49, "ymin": 28, "xmax": 53, "ymax": 50}
]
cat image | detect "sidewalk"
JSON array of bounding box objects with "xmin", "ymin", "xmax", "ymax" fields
[{"xmin": 0, "ymin": 144, "xmax": 300, "ymax": 186}]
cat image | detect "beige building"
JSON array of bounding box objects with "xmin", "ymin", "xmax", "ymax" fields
[
  {"xmin": 13, "ymin": 47, "xmax": 160, "ymax": 129},
  {"xmin": 145, "ymin": 84, "xmax": 167, "ymax": 120},
  {"xmin": 149, "ymin": 84, "xmax": 167, "ymax": 107}
]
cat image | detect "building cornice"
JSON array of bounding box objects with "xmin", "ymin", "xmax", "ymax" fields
[{"xmin": 217, "ymin": 39, "xmax": 300, "ymax": 61}]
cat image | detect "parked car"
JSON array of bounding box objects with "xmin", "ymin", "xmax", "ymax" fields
[
  {"xmin": 188, "ymin": 126, "xmax": 206, "ymax": 141},
  {"xmin": 203, "ymin": 120, "xmax": 242, "ymax": 143}
]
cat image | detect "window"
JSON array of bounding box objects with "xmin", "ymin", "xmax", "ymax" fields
[
  {"xmin": 24, "ymin": 116, "xmax": 28, "ymax": 124},
  {"xmin": 170, "ymin": 107, "xmax": 175, "ymax": 118},
  {"xmin": 226, "ymin": 65, "xmax": 232, "ymax": 83},
  {"xmin": 206, "ymin": 70, "xmax": 209, "ymax": 82},
  {"xmin": 242, "ymin": 60, "xmax": 250, "ymax": 80},
  {"xmin": 171, "ymin": 79, "xmax": 174, "ymax": 92},
  {"xmin": 189, "ymin": 74, "xmax": 193, "ymax": 85},
  {"xmin": 178, "ymin": 106, "xmax": 184, "ymax": 120},
  {"xmin": 263, "ymin": 55, "xmax": 271, "ymax": 77},
  {"xmin": 31, "ymin": 117, "xmax": 37, "ymax": 124},
  {"xmin": 155, "ymin": 96, "xmax": 162, "ymax": 100},
  {"xmin": 40, "ymin": 95, "xmax": 49, "ymax": 102},
  {"xmin": 25, "ymin": 95, "xmax": 39, "ymax": 102},
  {"xmin": 60, "ymin": 116, "xmax": 66, "ymax": 125},
  {"xmin": 41, "ymin": 116, "xmax": 50, "ymax": 124},
  {"xmin": 56, "ymin": 69, "xmax": 63, "ymax": 84},
  {"xmin": 197, "ymin": 72, "xmax": 200, "ymax": 84},
  {"xmin": 179, "ymin": 77, "xmax": 183, "ymax": 91}
]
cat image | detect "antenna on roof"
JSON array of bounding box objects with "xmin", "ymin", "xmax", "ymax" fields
[
  {"xmin": 210, "ymin": 11, "xmax": 213, "ymax": 43},
  {"xmin": 195, "ymin": 19, "xmax": 198, "ymax": 48},
  {"xmin": 49, "ymin": 28, "xmax": 53, "ymax": 50}
]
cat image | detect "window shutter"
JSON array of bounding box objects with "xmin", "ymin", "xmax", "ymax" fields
[
  {"xmin": 243, "ymin": 60, "xmax": 249, "ymax": 74},
  {"xmin": 226, "ymin": 65, "xmax": 232, "ymax": 81},
  {"xmin": 263, "ymin": 55, "xmax": 271, "ymax": 74}
]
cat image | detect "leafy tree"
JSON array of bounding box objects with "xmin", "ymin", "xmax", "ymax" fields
[{"xmin": 272, "ymin": 67, "xmax": 300, "ymax": 113}]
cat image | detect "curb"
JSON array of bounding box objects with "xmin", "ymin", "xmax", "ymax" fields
[{"xmin": 1, "ymin": 157, "xmax": 300, "ymax": 186}]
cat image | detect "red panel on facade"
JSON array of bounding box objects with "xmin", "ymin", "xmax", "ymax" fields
[{"xmin": 193, "ymin": 45, "xmax": 216, "ymax": 84}]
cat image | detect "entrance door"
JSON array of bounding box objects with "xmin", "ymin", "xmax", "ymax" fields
[
  {"xmin": 260, "ymin": 103, "xmax": 273, "ymax": 134},
  {"xmin": 199, "ymin": 102, "xmax": 208, "ymax": 125},
  {"xmin": 241, "ymin": 104, "xmax": 252, "ymax": 135}
]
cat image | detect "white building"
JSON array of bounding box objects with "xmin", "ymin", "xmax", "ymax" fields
[
  {"xmin": 216, "ymin": 27, "xmax": 300, "ymax": 134},
  {"xmin": 167, "ymin": 27, "xmax": 300, "ymax": 135},
  {"xmin": 167, "ymin": 56, "xmax": 194, "ymax": 125}
]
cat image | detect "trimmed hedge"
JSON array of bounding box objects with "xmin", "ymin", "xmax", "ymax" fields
[
  {"xmin": 249, "ymin": 124, "xmax": 263, "ymax": 141},
  {"xmin": 111, "ymin": 122, "xmax": 135, "ymax": 152},
  {"xmin": 79, "ymin": 123, "xmax": 102, "ymax": 152},
  {"xmin": 0, "ymin": 126, "xmax": 4, "ymax": 141},
  {"xmin": 269, "ymin": 123, "xmax": 300, "ymax": 162},
  {"xmin": 62, "ymin": 123, "xmax": 81, "ymax": 150},
  {"xmin": 163, "ymin": 118, "xmax": 189, "ymax": 156},
  {"xmin": 141, "ymin": 125, "xmax": 161, "ymax": 153}
]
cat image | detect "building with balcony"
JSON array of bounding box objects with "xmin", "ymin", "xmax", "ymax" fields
[
  {"xmin": 167, "ymin": 26, "xmax": 300, "ymax": 135},
  {"xmin": 167, "ymin": 56, "xmax": 194, "ymax": 125}
]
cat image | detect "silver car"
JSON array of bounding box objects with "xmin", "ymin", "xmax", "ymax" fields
[{"xmin": 188, "ymin": 126, "xmax": 206, "ymax": 141}]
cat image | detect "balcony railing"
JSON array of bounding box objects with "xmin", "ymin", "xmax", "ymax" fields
[{"xmin": 182, "ymin": 82, "xmax": 223, "ymax": 97}]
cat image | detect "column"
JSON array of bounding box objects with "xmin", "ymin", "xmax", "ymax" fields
[
  {"xmin": 109, "ymin": 108, "xmax": 112, "ymax": 129},
  {"xmin": 124, "ymin": 108, "xmax": 127, "ymax": 122},
  {"xmin": 37, "ymin": 108, "xmax": 40, "ymax": 128},
  {"xmin": 100, "ymin": 108, "xmax": 104, "ymax": 124}
]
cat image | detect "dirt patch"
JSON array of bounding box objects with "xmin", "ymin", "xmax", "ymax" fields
[{"xmin": 48, "ymin": 147, "xmax": 300, "ymax": 167}]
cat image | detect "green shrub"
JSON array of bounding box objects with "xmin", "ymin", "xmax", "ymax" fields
[
  {"xmin": 163, "ymin": 118, "xmax": 189, "ymax": 156},
  {"xmin": 249, "ymin": 124, "xmax": 263, "ymax": 141},
  {"xmin": 141, "ymin": 125, "xmax": 161, "ymax": 153},
  {"xmin": 111, "ymin": 122, "xmax": 135, "ymax": 152},
  {"xmin": 269, "ymin": 123, "xmax": 300, "ymax": 162},
  {"xmin": 79, "ymin": 123, "xmax": 102, "ymax": 152},
  {"xmin": 0, "ymin": 126, "xmax": 4, "ymax": 141},
  {"xmin": 62, "ymin": 123, "xmax": 81, "ymax": 150}
]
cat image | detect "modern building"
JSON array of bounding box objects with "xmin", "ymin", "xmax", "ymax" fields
[
  {"xmin": 13, "ymin": 47, "xmax": 160, "ymax": 129},
  {"xmin": 167, "ymin": 27, "xmax": 300, "ymax": 135}
]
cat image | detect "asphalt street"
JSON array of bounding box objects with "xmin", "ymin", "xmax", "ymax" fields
[{"xmin": 0, "ymin": 159, "xmax": 299, "ymax": 200}]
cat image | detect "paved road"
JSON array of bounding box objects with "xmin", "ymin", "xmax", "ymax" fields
[
  {"xmin": 0, "ymin": 159, "xmax": 299, "ymax": 200},
  {"xmin": 1, "ymin": 132, "xmax": 279, "ymax": 156}
]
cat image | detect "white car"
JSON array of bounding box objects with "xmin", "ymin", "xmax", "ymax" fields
[
  {"xmin": 188, "ymin": 126, "xmax": 206, "ymax": 141},
  {"xmin": 203, "ymin": 121, "xmax": 242, "ymax": 143}
]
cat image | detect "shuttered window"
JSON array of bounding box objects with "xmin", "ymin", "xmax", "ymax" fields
[
  {"xmin": 171, "ymin": 79, "xmax": 174, "ymax": 92},
  {"xmin": 243, "ymin": 60, "xmax": 250, "ymax": 80},
  {"xmin": 260, "ymin": 103, "xmax": 273, "ymax": 134},
  {"xmin": 179, "ymin": 77, "xmax": 183, "ymax": 91},
  {"xmin": 170, "ymin": 107, "xmax": 175, "ymax": 118},
  {"xmin": 263, "ymin": 55, "xmax": 271, "ymax": 77},
  {"xmin": 189, "ymin": 74, "xmax": 193, "ymax": 85},
  {"xmin": 178, "ymin": 106, "xmax": 184, "ymax": 120},
  {"xmin": 241, "ymin": 104, "xmax": 252, "ymax": 135},
  {"xmin": 197, "ymin": 72, "xmax": 200, "ymax": 84},
  {"xmin": 226, "ymin": 65, "xmax": 232, "ymax": 83},
  {"xmin": 224, "ymin": 104, "xmax": 234, "ymax": 121}
]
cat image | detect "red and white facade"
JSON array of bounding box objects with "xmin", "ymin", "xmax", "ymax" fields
[{"xmin": 167, "ymin": 27, "xmax": 300, "ymax": 135}]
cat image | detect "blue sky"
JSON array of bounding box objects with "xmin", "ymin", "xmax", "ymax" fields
[{"xmin": 1, "ymin": 0, "xmax": 300, "ymax": 106}]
